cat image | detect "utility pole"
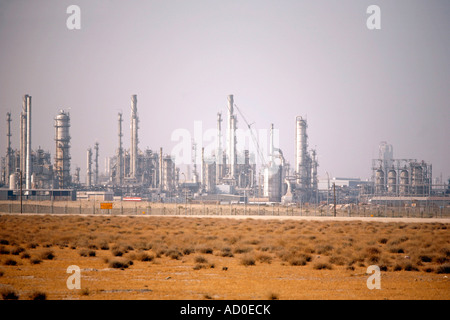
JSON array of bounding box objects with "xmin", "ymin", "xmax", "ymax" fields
[
  {"xmin": 20, "ymin": 170, "xmax": 23, "ymax": 214},
  {"xmin": 333, "ymin": 182, "xmax": 337, "ymax": 217}
]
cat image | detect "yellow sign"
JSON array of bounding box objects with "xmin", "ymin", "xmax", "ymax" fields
[{"xmin": 100, "ymin": 202, "xmax": 113, "ymax": 210}]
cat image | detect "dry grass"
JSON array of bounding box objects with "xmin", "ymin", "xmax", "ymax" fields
[{"xmin": 0, "ymin": 214, "xmax": 449, "ymax": 299}]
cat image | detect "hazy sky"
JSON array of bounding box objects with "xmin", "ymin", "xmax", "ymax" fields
[{"xmin": 0, "ymin": 0, "xmax": 449, "ymax": 182}]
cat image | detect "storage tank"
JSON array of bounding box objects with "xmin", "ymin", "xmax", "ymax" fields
[
  {"xmin": 387, "ymin": 169, "xmax": 397, "ymax": 194},
  {"xmin": 399, "ymin": 169, "xmax": 409, "ymax": 195},
  {"xmin": 375, "ymin": 168, "xmax": 385, "ymax": 194},
  {"xmin": 9, "ymin": 172, "xmax": 18, "ymax": 190},
  {"xmin": 264, "ymin": 165, "xmax": 281, "ymax": 202}
]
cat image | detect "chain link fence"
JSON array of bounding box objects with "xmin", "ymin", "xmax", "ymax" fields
[{"xmin": 0, "ymin": 200, "xmax": 449, "ymax": 219}]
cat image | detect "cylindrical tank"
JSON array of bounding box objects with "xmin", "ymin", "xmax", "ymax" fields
[
  {"xmin": 387, "ymin": 169, "xmax": 397, "ymax": 194},
  {"xmin": 399, "ymin": 169, "xmax": 409, "ymax": 195},
  {"xmin": 9, "ymin": 173, "xmax": 18, "ymax": 190},
  {"xmin": 54, "ymin": 110, "xmax": 71, "ymax": 188},
  {"xmin": 375, "ymin": 168, "xmax": 385, "ymax": 194},
  {"xmin": 264, "ymin": 165, "xmax": 281, "ymax": 202}
]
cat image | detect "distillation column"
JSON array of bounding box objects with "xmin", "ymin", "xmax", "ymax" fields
[
  {"xmin": 5, "ymin": 112, "xmax": 12, "ymax": 185},
  {"xmin": 86, "ymin": 148, "xmax": 92, "ymax": 188},
  {"xmin": 227, "ymin": 95, "xmax": 236, "ymax": 180},
  {"xmin": 130, "ymin": 94, "xmax": 138, "ymax": 179},
  {"xmin": 295, "ymin": 116, "xmax": 308, "ymax": 188},
  {"xmin": 25, "ymin": 95, "xmax": 32, "ymax": 190},
  {"xmin": 117, "ymin": 112, "xmax": 123, "ymax": 186},
  {"xmin": 94, "ymin": 142, "xmax": 99, "ymax": 185},
  {"xmin": 54, "ymin": 110, "xmax": 71, "ymax": 188}
]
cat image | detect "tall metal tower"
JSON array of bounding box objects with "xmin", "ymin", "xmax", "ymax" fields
[
  {"xmin": 130, "ymin": 94, "xmax": 138, "ymax": 179},
  {"xmin": 54, "ymin": 110, "xmax": 71, "ymax": 189}
]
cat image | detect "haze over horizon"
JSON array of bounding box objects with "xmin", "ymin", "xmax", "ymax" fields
[{"xmin": 1, "ymin": 0, "xmax": 449, "ymax": 182}]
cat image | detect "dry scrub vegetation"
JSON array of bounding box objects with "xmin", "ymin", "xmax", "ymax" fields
[{"xmin": 0, "ymin": 214, "xmax": 448, "ymax": 300}]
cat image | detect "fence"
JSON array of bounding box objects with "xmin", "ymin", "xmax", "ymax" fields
[{"xmin": 0, "ymin": 200, "xmax": 449, "ymax": 219}]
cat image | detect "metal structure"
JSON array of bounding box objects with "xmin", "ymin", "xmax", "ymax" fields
[
  {"xmin": 5, "ymin": 112, "xmax": 12, "ymax": 185},
  {"xmin": 130, "ymin": 95, "xmax": 138, "ymax": 179},
  {"xmin": 94, "ymin": 142, "xmax": 99, "ymax": 185},
  {"xmin": 54, "ymin": 110, "xmax": 71, "ymax": 189},
  {"xmin": 86, "ymin": 148, "xmax": 92, "ymax": 188},
  {"xmin": 371, "ymin": 142, "xmax": 432, "ymax": 196}
]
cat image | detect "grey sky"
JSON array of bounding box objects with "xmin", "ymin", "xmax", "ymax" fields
[{"xmin": 0, "ymin": 0, "xmax": 449, "ymax": 182}]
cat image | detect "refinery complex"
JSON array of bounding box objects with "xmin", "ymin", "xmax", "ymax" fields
[{"xmin": 0, "ymin": 93, "xmax": 449, "ymax": 208}]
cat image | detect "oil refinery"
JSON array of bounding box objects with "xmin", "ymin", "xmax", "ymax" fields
[{"xmin": 0, "ymin": 94, "xmax": 449, "ymax": 210}]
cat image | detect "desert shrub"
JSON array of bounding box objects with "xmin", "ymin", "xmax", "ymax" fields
[
  {"xmin": 418, "ymin": 255, "xmax": 433, "ymax": 263},
  {"xmin": 220, "ymin": 247, "xmax": 234, "ymax": 257},
  {"xmin": 40, "ymin": 250, "xmax": 55, "ymax": 260},
  {"xmin": 256, "ymin": 254, "xmax": 272, "ymax": 264},
  {"xmin": 403, "ymin": 262, "xmax": 419, "ymax": 271},
  {"xmin": 388, "ymin": 247, "xmax": 404, "ymax": 254},
  {"xmin": 29, "ymin": 291, "xmax": 47, "ymax": 300},
  {"xmin": 240, "ymin": 255, "xmax": 256, "ymax": 266},
  {"xmin": 313, "ymin": 262, "xmax": 332, "ymax": 270},
  {"xmin": 30, "ymin": 257, "xmax": 42, "ymax": 265},
  {"xmin": 366, "ymin": 247, "xmax": 381, "ymax": 255},
  {"xmin": 27, "ymin": 242, "xmax": 38, "ymax": 249},
  {"xmin": 99, "ymin": 242, "xmax": 110, "ymax": 250},
  {"xmin": 111, "ymin": 249, "xmax": 124, "ymax": 257},
  {"xmin": 0, "ymin": 246, "xmax": 10, "ymax": 255},
  {"xmin": 378, "ymin": 238, "xmax": 389, "ymax": 244},
  {"xmin": 233, "ymin": 246, "xmax": 252, "ymax": 254},
  {"xmin": 166, "ymin": 250, "xmax": 182, "ymax": 260},
  {"xmin": 316, "ymin": 244, "xmax": 334, "ymax": 255},
  {"xmin": 182, "ymin": 247, "xmax": 194, "ymax": 255},
  {"xmin": 20, "ymin": 252, "xmax": 30, "ymax": 259},
  {"xmin": 289, "ymin": 257, "xmax": 307, "ymax": 266},
  {"xmin": 198, "ymin": 247, "xmax": 213, "ymax": 254},
  {"xmin": 109, "ymin": 259, "xmax": 132, "ymax": 269},
  {"xmin": 268, "ymin": 293, "xmax": 279, "ymax": 300},
  {"xmin": 11, "ymin": 247, "xmax": 25, "ymax": 255},
  {"xmin": 195, "ymin": 256, "xmax": 208, "ymax": 264},
  {"xmin": 0, "ymin": 239, "xmax": 9, "ymax": 245},
  {"xmin": 79, "ymin": 249, "xmax": 96, "ymax": 257},
  {"xmin": 436, "ymin": 264, "xmax": 450, "ymax": 274},
  {"xmin": 1, "ymin": 287, "xmax": 19, "ymax": 300},
  {"xmin": 137, "ymin": 252, "xmax": 154, "ymax": 262},
  {"xmin": 4, "ymin": 259, "xmax": 17, "ymax": 266},
  {"xmin": 329, "ymin": 255, "xmax": 347, "ymax": 266},
  {"xmin": 193, "ymin": 264, "xmax": 206, "ymax": 270},
  {"xmin": 434, "ymin": 256, "xmax": 448, "ymax": 264}
]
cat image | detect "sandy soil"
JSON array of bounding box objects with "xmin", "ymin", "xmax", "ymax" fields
[{"xmin": 0, "ymin": 214, "xmax": 448, "ymax": 300}]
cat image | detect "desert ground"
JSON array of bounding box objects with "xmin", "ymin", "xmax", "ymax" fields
[{"xmin": 0, "ymin": 213, "xmax": 449, "ymax": 300}]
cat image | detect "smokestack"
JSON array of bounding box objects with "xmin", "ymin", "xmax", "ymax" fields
[
  {"xmin": 201, "ymin": 147, "xmax": 205, "ymax": 189},
  {"xmin": 20, "ymin": 96, "xmax": 27, "ymax": 184},
  {"xmin": 25, "ymin": 95, "xmax": 32, "ymax": 190},
  {"xmin": 270, "ymin": 123, "xmax": 274, "ymax": 164},
  {"xmin": 227, "ymin": 94, "xmax": 236, "ymax": 179},
  {"xmin": 86, "ymin": 148, "xmax": 92, "ymax": 187},
  {"xmin": 216, "ymin": 112, "xmax": 222, "ymax": 182},
  {"xmin": 5, "ymin": 112, "xmax": 12, "ymax": 185},
  {"xmin": 117, "ymin": 112, "xmax": 123, "ymax": 186},
  {"xmin": 159, "ymin": 147, "xmax": 163, "ymax": 189},
  {"xmin": 94, "ymin": 142, "xmax": 99, "ymax": 185},
  {"xmin": 130, "ymin": 95, "xmax": 138, "ymax": 179}
]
